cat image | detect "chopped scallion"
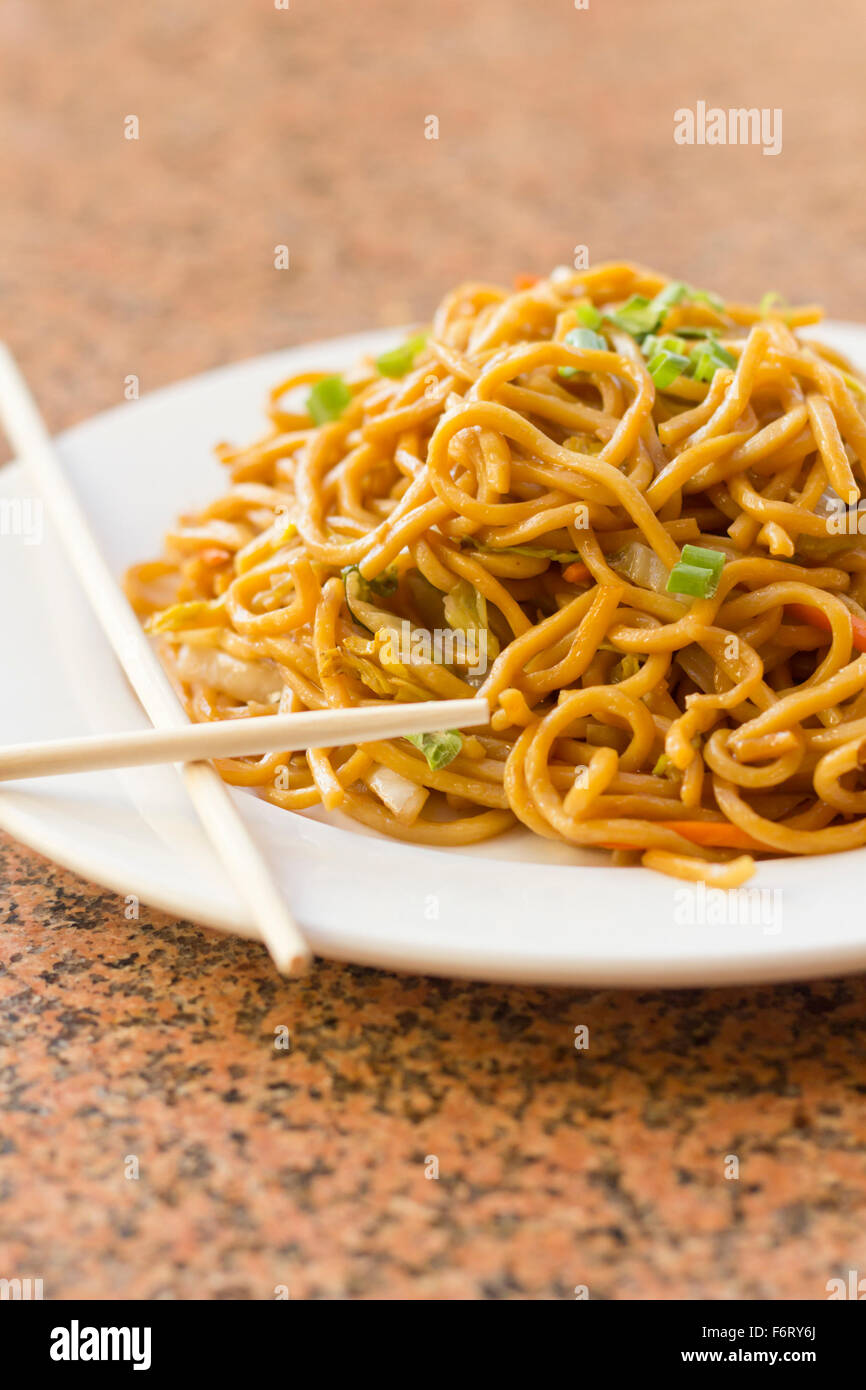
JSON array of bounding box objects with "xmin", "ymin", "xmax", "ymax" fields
[
  {"xmin": 690, "ymin": 287, "xmax": 725, "ymax": 311},
  {"xmin": 559, "ymin": 326, "xmax": 607, "ymax": 377},
  {"xmin": 575, "ymin": 302, "xmax": 603, "ymax": 329},
  {"xmin": 608, "ymin": 283, "xmax": 723, "ymax": 341},
  {"xmin": 759, "ymin": 291, "xmax": 787, "ymax": 315},
  {"xmin": 675, "ymin": 326, "xmax": 718, "ymax": 339},
  {"xmin": 564, "ymin": 327, "xmax": 607, "ymax": 352},
  {"xmin": 666, "ymin": 543, "xmax": 726, "ymax": 598},
  {"xmin": 607, "ymin": 294, "xmax": 659, "ymax": 337},
  {"xmin": 680, "ymin": 544, "xmax": 726, "ymax": 581},
  {"xmin": 649, "ymin": 281, "xmax": 690, "ymax": 315},
  {"xmin": 692, "ymin": 353, "xmax": 715, "ymax": 382},
  {"xmin": 647, "ymin": 348, "xmax": 691, "ymax": 389},
  {"xmin": 641, "ymin": 333, "xmax": 688, "ymax": 359},
  {"xmin": 666, "ymin": 562, "xmax": 718, "ymax": 598},
  {"xmin": 692, "ymin": 341, "xmax": 737, "ymax": 382},
  {"xmin": 375, "ymin": 333, "xmax": 428, "ymax": 378},
  {"xmin": 307, "ymin": 375, "xmax": 351, "ymax": 424}
]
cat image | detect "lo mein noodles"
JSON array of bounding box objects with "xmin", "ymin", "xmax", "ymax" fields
[{"xmin": 126, "ymin": 262, "xmax": 866, "ymax": 888}]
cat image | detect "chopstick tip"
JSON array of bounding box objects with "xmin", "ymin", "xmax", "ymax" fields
[{"xmin": 279, "ymin": 947, "xmax": 314, "ymax": 978}]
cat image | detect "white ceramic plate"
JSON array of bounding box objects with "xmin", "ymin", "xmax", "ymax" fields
[{"xmin": 3, "ymin": 323, "xmax": 866, "ymax": 986}]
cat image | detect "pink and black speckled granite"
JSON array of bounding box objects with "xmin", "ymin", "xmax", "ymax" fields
[
  {"xmin": 3, "ymin": 835, "xmax": 866, "ymax": 1300},
  {"xmin": 3, "ymin": 0, "xmax": 866, "ymax": 1300}
]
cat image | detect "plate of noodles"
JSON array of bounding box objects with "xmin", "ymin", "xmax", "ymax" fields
[{"xmin": 5, "ymin": 261, "xmax": 866, "ymax": 985}]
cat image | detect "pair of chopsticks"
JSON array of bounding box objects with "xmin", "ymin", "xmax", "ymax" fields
[{"xmin": 0, "ymin": 344, "xmax": 489, "ymax": 976}]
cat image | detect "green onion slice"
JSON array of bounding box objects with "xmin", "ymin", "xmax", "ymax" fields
[
  {"xmin": 675, "ymin": 326, "xmax": 718, "ymax": 339},
  {"xmin": 649, "ymin": 281, "xmax": 690, "ymax": 316},
  {"xmin": 574, "ymin": 302, "xmax": 603, "ymax": 329},
  {"xmin": 608, "ymin": 283, "xmax": 723, "ymax": 340},
  {"xmin": 607, "ymin": 295, "xmax": 659, "ymax": 337},
  {"xmin": 680, "ymin": 544, "xmax": 726, "ymax": 581},
  {"xmin": 641, "ymin": 333, "xmax": 688, "ymax": 359},
  {"xmin": 666, "ymin": 544, "xmax": 726, "ymax": 599},
  {"xmin": 666, "ymin": 562, "xmax": 718, "ymax": 598},
  {"xmin": 307, "ymin": 375, "xmax": 351, "ymax": 424},
  {"xmin": 559, "ymin": 326, "xmax": 607, "ymax": 377},
  {"xmin": 647, "ymin": 349, "xmax": 691, "ymax": 389},
  {"xmin": 564, "ymin": 327, "xmax": 607, "ymax": 352},
  {"xmin": 375, "ymin": 333, "xmax": 428, "ymax": 378},
  {"xmin": 759, "ymin": 291, "xmax": 787, "ymax": 315},
  {"xmin": 692, "ymin": 341, "xmax": 738, "ymax": 382},
  {"xmin": 690, "ymin": 287, "xmax": 725, "ymax": 311},
  {"xmin": 692, "ymin": 353, "xmax": 715, "ymax": 382},
  {"xmin": 406, "ymin": 730, "xmax": 462, "ymax": 770}
]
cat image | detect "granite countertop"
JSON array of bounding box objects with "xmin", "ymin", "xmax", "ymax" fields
[{"xmin": 2, "ymin": 0, "xmax": 866, "ymax": 1300}]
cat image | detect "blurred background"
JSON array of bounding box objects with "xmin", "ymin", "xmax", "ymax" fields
[{"xmin": 3, "ymin": 0, "xmax": 865, "ymax": 440}]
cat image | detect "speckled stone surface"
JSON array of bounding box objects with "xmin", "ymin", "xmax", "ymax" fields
[{"xmin": 2, "ymin": 0, "xmax": 866, "ymax": 1300}]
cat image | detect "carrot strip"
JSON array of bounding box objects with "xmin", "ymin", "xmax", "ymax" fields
[
  {"xmin": 562, "ymin": 561, "xmax": 591, "ymax": 584},
  {"xmin": 200, "ymin": 547, "xmax": 232, "ymax": 568},
  {"xmin": 601, "ymin": 822, "xmax": 767, "ymax": 853},
  {"xmin": 787, "ymin": 602, "xmax": 866, "ymax": 654},
  {"xmin": 657, "ymin": 821, "xmax": 768, "ymax": 851}
]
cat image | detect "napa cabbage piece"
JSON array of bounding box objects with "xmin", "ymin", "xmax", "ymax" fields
[
  {"xmin": 406, "ymin": 730, "xmax": 462, "ymax": 770},
  {"xmin": 612, "ymin": 654, "xmax": 640, "ymax": 682},
  {"xmin": 364, "ymin": 763, "xmax": 429, "ymax": 824},
  {"xmin": 443, "ymin": 580, "xmax": 501, "ymax": 659},
  {"xmin": 146, "ymin": 598, "xmax": 228, "ymax": 633},
  {"xmin": 405, "ymin": 569, "xmax": 446, "ymax": 629},
  {"xmin": 341, "ymin": 565, "xmax": 399, "ymax": 631},
  {"xmin": 469, "ymin": 541, "xmax": 583, "ymax": 562},
  {"xmin": 174, "ymin": 644, "xmax": 282, "ymax": 704},
  {"xmin": 607, "ymin": 542, "xmax": 672, "ymax": 595},
  {"xmin": 339, "ymin": 649, "xmax": 396, "ymax": 697}
]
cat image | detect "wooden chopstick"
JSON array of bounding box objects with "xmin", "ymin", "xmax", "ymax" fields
[
  {"xmin": 0, "ymin": 699, "xmax": 490, "ymax": 781},
  {"xmin": 0, "ymin": 343, "xmax": 317, "ymax": 975}
]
